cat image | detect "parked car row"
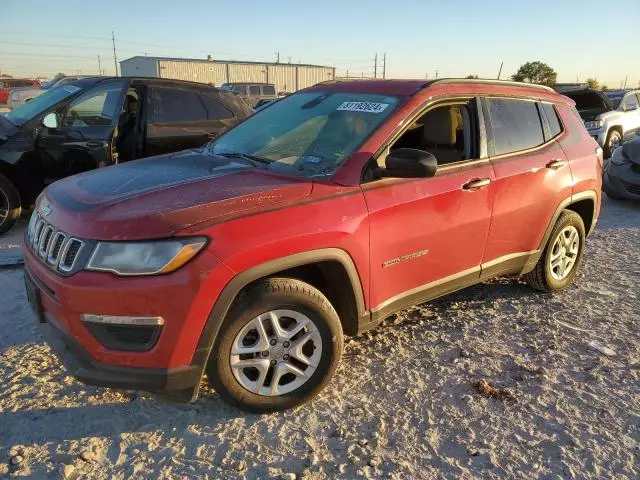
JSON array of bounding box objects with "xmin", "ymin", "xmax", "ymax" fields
[
  {"xmin": 22, "ymin": 78, "xmax": 602, "ymax": 412},
  {"xmin": 0, "ymin": 78, "xmax": 41, "ymax": 104},
  {"xmin": 0, "ymin": 77, "xmax": 253, "ymax": 233},
  {"xmin": 556, "ymin": 85, "xmax": 640, "ymax": 157}
]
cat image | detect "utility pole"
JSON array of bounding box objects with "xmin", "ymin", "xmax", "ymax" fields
[
  {"xmin": 435, "ymin": 70, "xmax": 439, "ymax": 79},
  {"xmin": 623, "ymin": 75, "xmax": 628, "ymax": 89},
  {"xmin": 374, "ymin": 53, "xmax": 378, "ymax": 79},
  {"xmin": 497, "ymin": 61, "xmax": 503, "ymax": 80},
  {"xmin": 382, "ymin": 53, "xmax": 386, "ymax": 79},
  {"xmin": 287, "ymin": 56, "xmax": 291, "ymax": 64},
  {"xmin": 97, "ymin": 55, "xmax": 102, "ymax": 75},
  {"xmin": 111, "ymin": 31, "xmax": 118, "ymax": 76},
  {"xmin": 346, "ymin": 69, "xmax": 349, "ymax": 78},
  {"xmin": 275, "ymin": 51, "xmax": 280, "ymax": 63}
]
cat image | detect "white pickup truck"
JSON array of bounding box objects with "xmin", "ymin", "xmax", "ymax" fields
[{"xmin": 561, "ymin": 88, "xmax": 640, "ymax": 157}]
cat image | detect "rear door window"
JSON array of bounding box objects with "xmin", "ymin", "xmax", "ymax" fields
[
  {"xmin": 150, "ymin": 87, "xmax": 207, "ymax": 123},
  {"xmin": 249, "ymin": 85, "xmax": 261, "ymax": 96},
  {"xmin": 486, "ymin": 98, "xmax": 545, "ymax": 156},
  {"xmin": 234, "ymin": 85, "xmax": 247, "ymax": 95},
  {"xmin": 262, "ymin": 85, "xmax": 276, "ymax": 96},
  {"xmin": 199, "ymin": 94, "xmax": 234, "ymax": 120}
]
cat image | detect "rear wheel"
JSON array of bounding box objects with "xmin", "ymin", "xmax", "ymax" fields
[
  {"xmin": 604, "ymin": 129, "xmax": 621, "ymax": 159},
  {"xmin": 0, "ymin": 173, "xmax": 22, "ymax": 235},
  {"xmin": 206, "ymin": 278, "xmax": 343, "ymax": 413},
  {"xmin": 525, "ymin": 210, "xmax": 586, "ymax": 292}
]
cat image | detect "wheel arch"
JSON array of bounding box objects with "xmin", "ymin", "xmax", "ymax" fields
[
  {"xmin": 539, "ymin": 191, "xmax": 598, "ymax": 251},
  {"xmin": 188, "ymin": 248, "xmax": 369, "ymax": 400},
  {"xmin": 0, "ymin": 160, "xmax": 23, "ymax": 203}
]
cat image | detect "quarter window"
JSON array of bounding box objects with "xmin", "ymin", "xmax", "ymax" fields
[
  {"xmin": 199, "ymin": 94, "xmax": 234, "ymax": 120},
  {"xmin": 150, "ymin": 88, "xmax": 207, "ymax": 123},
  {"xmin": 262, "ymin": 85, "xmax": 276, "ymax": 96},
  {"xmin": 487, "ymin": 98, "xmax": 545, "ymax": 155},
  {"xmin": 541, "ymin": 103, "xmax": 563, "ymax": 139}
]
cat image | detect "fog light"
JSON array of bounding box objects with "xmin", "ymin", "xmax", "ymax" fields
[
  {"xmin": 81, "ymin": 315, "xmax": 164, "ymax": 351},
  {"xmin": 81, "ymin": 314, "xmax": 164, "ymax": 326}
]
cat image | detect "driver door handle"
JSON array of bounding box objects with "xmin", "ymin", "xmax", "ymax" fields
[
  {"xmin": 546, "ymin": 158, "xmax": 566, "ymax": 170},
  {"xmin": 462, "ymin": 178, "xmax": 491, "ymax": 191}
]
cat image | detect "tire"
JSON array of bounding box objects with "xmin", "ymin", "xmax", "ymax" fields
[
  {"xmin": 0, "ymin": 173, "xmax": 22, "ymax": 235},
  {"xmin": 525, "ymin": 210, "xmax": 586, "ymax": 292},
  {"xmin": 603, "ymin": 129, "xmax": 621, "ymax": 159},
  {"xmin": 206, "ymin": 277, "xmax": 343, "ymax": 413}
]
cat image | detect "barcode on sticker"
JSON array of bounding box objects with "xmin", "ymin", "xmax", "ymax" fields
[{"xmin": 336, "ymin": 101, "xmax": 389, "ymax": 113}]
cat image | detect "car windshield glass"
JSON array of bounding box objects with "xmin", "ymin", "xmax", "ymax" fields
[
  {"xmin": 41, "ymin": 78, "xmax": 61, "ymax": 89},
  {"xmin": 6, "ymin": 84, "xmax": 80, "ymax": 125},
  {"xmin": 209, "ymin": 92, "xmax": 400, "ymax": 178},
  {"xmin": 605, "ymin": 92, "xmax": 625, "ymax": 109}
]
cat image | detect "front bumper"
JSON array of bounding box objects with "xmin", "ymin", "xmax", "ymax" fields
[
  {"xmin": 37, "ymin": 308, "xmax": 202, "ymax": 402},
  {"xmin": 23, "ymin": 239, "xmax": 236, "ymax": 402},
  {"xmin": 587, "ymin": 128, "xmax": 606, "ymax": 147},
  {"xmin": 603, "ymin": 161, "xmax": 640, "ymax": 200}
]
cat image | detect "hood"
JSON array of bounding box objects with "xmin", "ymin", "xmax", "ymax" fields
[
  {"xmin": 622, "ymin": 138, "xmax": 640, "ymax": 165},
  {"xmin": 43, "ymin": 149, "xmax": 313, "ymax": 240}
]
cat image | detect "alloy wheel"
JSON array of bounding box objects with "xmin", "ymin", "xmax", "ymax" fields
[
  {"xmin": 230, "ymin": 309, "xmax": 322, "ymax": 396},
  {"xmin": 549, "ymin": 225, "xmax": 580, "ymax": 281},
  {"xmin": 0, "ymin": 189, "xmax": 9, "ymax": 227}
]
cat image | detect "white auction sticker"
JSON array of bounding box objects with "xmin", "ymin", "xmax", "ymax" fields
[{"xmin": 336, "ymin": 101, "xmax": 389, "ymax": 113}]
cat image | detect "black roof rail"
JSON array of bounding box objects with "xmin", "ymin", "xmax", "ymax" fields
[{"xmin": 424, "ymin": 78, "xmax": 555, "ymax": 92}]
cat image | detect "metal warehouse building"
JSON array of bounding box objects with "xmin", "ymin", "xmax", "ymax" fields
[{"xmin": 119, "ymin": 56, "xmax": 335, "ymax": 92}]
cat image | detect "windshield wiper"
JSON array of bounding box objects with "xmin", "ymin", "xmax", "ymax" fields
[{"xmin": 216, "ymin": 151, "xmax": 272, "ymax": 168}]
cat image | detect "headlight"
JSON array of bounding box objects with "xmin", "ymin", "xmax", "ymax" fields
[
  {"xmin": 86, "ymin": 238, "xmax": 207, "ymax": 276},
  {"xmin": 584, "ymin": 120, "xmax": 603, "ymax": 130}
]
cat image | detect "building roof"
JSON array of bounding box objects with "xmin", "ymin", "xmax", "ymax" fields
[{"xmin": 120, "ymin": 56, "xmax": 334, "ymax": 69}]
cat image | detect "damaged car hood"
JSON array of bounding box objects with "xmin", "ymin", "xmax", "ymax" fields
[{"xmin": 43, "ymin": 149, "xmax": 313, "ymax": 240}]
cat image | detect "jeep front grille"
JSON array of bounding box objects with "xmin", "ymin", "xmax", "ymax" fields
[{"xmin": 27, "ymin": 213, "xmax": 85, "ymax": 274}]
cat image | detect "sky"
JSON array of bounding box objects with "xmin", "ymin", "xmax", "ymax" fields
[{"xmin": 2, "ymin": 0, "xmax": 639, "ymax": 88}]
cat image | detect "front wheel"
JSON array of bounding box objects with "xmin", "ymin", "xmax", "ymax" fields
[
  {"xmin": 604, "ymin": 130, "xmax": 621, "ymax": 159},
  {"xmin": 0, "ymin": 173, "xmax": 22, "ymax": 235},
  {"xmin": 207, "ymin": 278, "xmax": 343, "ymax": 413},
  {"xmin": 525, "ymin": 210, "xmax": 586, "ymax": 292}
]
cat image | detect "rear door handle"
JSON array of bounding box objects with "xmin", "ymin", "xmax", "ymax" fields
[
  {"xmin": 546, "ymin": 158, "xmax": 566, "ymax": 170},
  {"xmin": 462, "ymin": 178, "xmax": 491, "ymax": 191},
  {"xmin": 86, "ymin": 141, "xmax": 104, "ymax": 148}
]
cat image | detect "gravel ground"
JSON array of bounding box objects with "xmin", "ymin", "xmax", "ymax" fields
[{"xmin": 1, "ymin": 197, "xmax": 639, "ymax": 479}]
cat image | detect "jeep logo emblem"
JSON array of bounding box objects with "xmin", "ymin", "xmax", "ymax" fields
[{"xmin": 40, "ymin": 204, "xmax": 52, "ymax": 217}]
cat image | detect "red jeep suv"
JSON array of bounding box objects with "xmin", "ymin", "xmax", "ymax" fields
[{"xmin": 24, "ymin": 79, "xmax": 602, "ymax": 412}]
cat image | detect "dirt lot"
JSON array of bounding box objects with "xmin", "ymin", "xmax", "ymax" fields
[{"xmin": 1, "ymin": 198, "xmax": 638, "ymax": 479}]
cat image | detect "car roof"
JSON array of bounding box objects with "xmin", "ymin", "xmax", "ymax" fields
[
  {"xmin": 63, "ymin": 76, "xmax": 223, "ymax": 91},
  {"xmin": 305, "ymin": 78, "xmax": 563, "ymax": 101},
  {"xmin": 222, "ymin": 82, "xmax": 275, "ymax": 86}
]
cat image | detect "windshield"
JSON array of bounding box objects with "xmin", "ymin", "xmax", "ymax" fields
[
  {"xmin": 605, "ymin": 92, "xmax": 625, "ymax": 109},
  {"xmin": 5, "ymin": 84, "xmax": 80, "ymax": 126},
  {"xmin": 210, "ymin": 92, "xmax": 400, "ymax": 178}
]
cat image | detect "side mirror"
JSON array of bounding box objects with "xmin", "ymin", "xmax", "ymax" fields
[
  {"xmin": 42, "ymin": 112, "xmax": 59, "ymax": 130},
  {"xmin": 381, "ymin": 148, "xmax": 438, "ymax": 178}
]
